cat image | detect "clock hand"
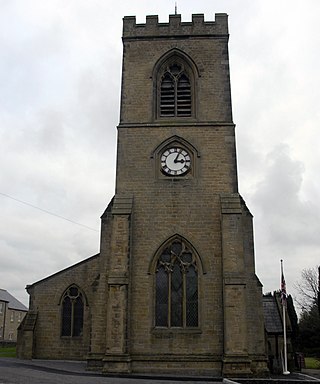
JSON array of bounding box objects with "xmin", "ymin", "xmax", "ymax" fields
[{"xmin": 174, "ymin": 149, "xmax": 182, "ymax": 163}]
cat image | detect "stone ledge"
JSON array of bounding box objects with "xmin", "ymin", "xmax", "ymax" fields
[
  {"xmin": 220, "ymin": 193, "xmax": 242, "ymax": 214},
  {"xmin": 112, "ymin": 194, "xmax": 133, "ymax": 215}
]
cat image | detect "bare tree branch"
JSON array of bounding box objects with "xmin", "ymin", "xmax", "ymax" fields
[{"xmin": 293, "ymin": 265, "xmax": 319, "ymax": 312}]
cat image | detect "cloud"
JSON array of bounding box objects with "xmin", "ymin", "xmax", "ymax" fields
[{"xmin": 248, "ymin": 144, "xmax": 320, "ymax": 296}]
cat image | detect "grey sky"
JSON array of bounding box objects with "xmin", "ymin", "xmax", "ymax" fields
[{"xmin": 1, "ymin": 0, "xmax": 319, "ymax": 311}]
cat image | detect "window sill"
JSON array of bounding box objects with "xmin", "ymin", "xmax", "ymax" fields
[
  {"xmin": 60, "ymin": 335, "xmax": 83, "ymax": 339},
  {"xmin": 152, "ymin": 327, "xmax": 202, "ymax": 336}
]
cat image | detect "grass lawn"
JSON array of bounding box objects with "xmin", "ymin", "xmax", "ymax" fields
[
  {"xmin": 305, "ymin": 357, "xmax": 320, "ymax": 369},
  {"xmin": 0, "ymin": 346, "xmax": 16, "ymax": 358}
]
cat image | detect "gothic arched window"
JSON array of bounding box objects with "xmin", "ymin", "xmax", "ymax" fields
[
  {"xmin": 155, "ymin": 238, "xmax": 198, "ymax": 328},
  {"xmin": 61, "ymin": 285, "xmax": 84, "ymax": 337},
  {"xmin": 158, "ymin": 62, "xmax": 193, "ymax": 118}
]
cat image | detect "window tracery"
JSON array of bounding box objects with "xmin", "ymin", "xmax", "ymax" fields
[
  {"xmin": 154, "ymin": 50, "xmax": 197, "ymax": 120},
  {"xmin": 61, "ymin": 285, "xmax": 84, "ymax": 337},
  {"xmin": 160, "ymin": 63, "xmax": 192, "ymax": 117},
  {"xmin": 155, "ymin": 238, "xmax": 198, "ymax": 328}
]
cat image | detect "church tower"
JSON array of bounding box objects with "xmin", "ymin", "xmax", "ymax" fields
[{"xmin": 88, "ymin": 13, "xmax": 267, "ymax": 376}]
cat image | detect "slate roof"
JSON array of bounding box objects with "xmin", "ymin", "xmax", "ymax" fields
[
  {"xmin": 26, "ymin": 253, "xmax": 99, "ymax": 289},
  {"xmin": 0, "ymin": 289, "xmax": 28, "ymax": 311},
  {"xmin": 263, "ymin": 295, "xmax": 283, "ymax": 334}
]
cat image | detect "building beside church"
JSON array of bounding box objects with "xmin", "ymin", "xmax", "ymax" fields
[
  {"xmin": 263, "ymin": 292, "xmax": 296, "ymax": 373},
  {"xmin": 0, "ymin": 289, "xmax": 28, "ymax": 342},
  {"xmin": 17, "ymin": 13, "xmax": 268, "ymax": 376}
]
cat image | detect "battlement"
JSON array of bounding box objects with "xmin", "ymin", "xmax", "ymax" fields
[{"xmin": 123, "ymin": 13, "xmax": 228, "ymax": 39}]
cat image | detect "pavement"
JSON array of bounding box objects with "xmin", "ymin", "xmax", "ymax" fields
[
  {"xmin": 0, "ymin": 358, "xmax": 221, "ymax": 384},
  {"xmin": 301, "ymin": 370, "xmax": 320, "ymax": 380},
  {"xmin": 0, "ymin": 358, "xmax": 320, "ymax": 384}
]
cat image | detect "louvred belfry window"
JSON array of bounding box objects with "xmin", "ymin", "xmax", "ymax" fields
[
  {"xmin": 155, "ymin": 239, "xmax": 198, "ymax": 328},
  {"xmin": 160, "ymin": 64, "xmax": 192, "ymax": 117}
]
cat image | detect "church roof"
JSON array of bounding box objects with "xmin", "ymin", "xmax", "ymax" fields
[
  {"xmin": 0, "ymin": 289, "xmax": 28, "ymax": 311},
  {"xmin": 26, "ymin": 253, "xmax": 100, "ymax": 289},
  {"xmin": 263, "ymin": 294, "xmax": 283, "ymax": 334}
]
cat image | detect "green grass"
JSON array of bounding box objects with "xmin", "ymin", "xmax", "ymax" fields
[
  {"xmin": 305, "ymin": 357, "xmax": 320, "ymax": 369},
  {"xmin": 0, "ymin": 346, "xmax": 16, "ymax": 358}
]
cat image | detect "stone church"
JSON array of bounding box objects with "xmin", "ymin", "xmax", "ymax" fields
[{"xmin": 17, "ymin": 13, "xmax": 268, "ymax": 376}]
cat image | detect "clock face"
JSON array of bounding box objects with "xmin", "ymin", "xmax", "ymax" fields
[{"xmin": 161, "ymin": 147, "xmax": 191, "ymax": 176}]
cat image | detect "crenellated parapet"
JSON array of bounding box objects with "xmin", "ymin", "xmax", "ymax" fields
[{"xmin": 123, "ymin": 13, "xmax": 228, "ymax": 39}]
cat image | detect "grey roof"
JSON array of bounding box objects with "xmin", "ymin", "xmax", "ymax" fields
[
  {"xmin": 27, "ymin": 253, "xmax": 99, "ymax": 289},
  {"xmin": 263, "ymin": 295, "xmax": 283, "ymax": 334},
  {"xmin": 0, "ymin": 289, "xmax": 28, "ymax": 311}
]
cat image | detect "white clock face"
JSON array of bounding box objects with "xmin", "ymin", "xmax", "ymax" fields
[{"xmin": 161, "ymin": 147, "xmax": 191, "ymax": 176}]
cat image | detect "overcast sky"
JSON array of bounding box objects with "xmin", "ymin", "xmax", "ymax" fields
[{"xmin": 1, "ymin": 0, "xmax": 319, "ymax": 313}]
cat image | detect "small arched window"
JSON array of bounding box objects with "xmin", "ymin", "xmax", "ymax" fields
[
  {"xmin": 155, "ymin": 238, "xmax": 198, "ymax": 328},
  {"xmin": 159, "ymin": 63, "xmax": 192, "ymax": 118},
  {"xmin": 61, "ymin": 286, "xmax": 84, "ymax": 337}
]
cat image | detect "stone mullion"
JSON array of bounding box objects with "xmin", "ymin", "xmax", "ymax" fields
[
  {"xmin": 182, "ymin": 270, "xmax": 187, "ymax": 328},
  {"xmin": 168, "ymin": 272, "xmax": 172, "ymax": 328},
  {"xmin": 174, "ymin": 77, "xmax": 178, "ymax": 117},
  {"xmin": 71, "ymin": 300, "xmax": 75, "ymax": 337}
]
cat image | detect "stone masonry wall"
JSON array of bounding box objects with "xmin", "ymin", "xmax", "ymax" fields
[
  {"xmin": 114, "ymin": 123, "xmax": 237, "ymax": 373},
  {"xmin": 28, "ymin": 255, "xmax": 100, "ymax": 360}
]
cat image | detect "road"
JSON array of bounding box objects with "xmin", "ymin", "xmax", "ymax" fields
[
  {"xmin": 0, "ymin": 358, "xmax": 221, "ymax": 384},
  {"xmin": 1, "ymin": 358, "xmax": 319, "ymax": 384}
]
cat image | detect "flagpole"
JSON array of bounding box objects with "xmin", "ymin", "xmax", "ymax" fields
[
  {"xmin": 281, "ymin": 259, "xmax": 290, "ymax": 375},
  {"xmin": 282, "ymin": 299, "xmax": 289, "ymax": 374}
]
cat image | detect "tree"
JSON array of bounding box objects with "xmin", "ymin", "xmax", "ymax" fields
[
  {"xmin": 294, "ymin": 266, "xmax": 319, "ymax": 314},
  {"xmin": 297, "ymin": 304, "xmax": 320, "ymax": 355},
  {"xmin": 295, "ymin": 266, "xmax": 320, "ymax": 355}
]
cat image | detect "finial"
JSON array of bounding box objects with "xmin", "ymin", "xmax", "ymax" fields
[{"xmin": 175, "ymin": 2, "xmax": 177, "ymax": 15}]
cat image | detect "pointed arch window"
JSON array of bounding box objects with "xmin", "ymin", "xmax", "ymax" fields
[
  {"xmin": 155, "ymin": 238, "xmax": 198, "ymax": 328},
  {"xmin": 159, "ymin": 63, "xmax": 192, "ymax": 118},
  {"xmin": 61, "ymin": 286, "xmax": 84, "ymax": 337}
]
